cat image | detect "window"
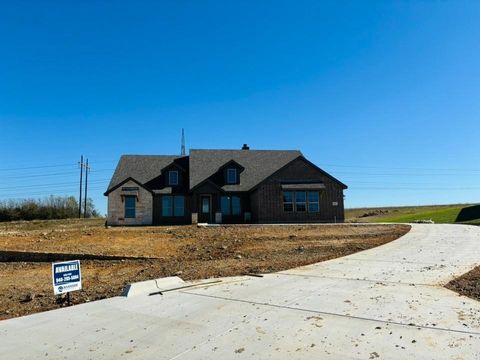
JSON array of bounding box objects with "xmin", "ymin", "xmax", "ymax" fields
[
  {"xmin": 162, "ymin": 196, "xmax": 172, "ymax": 216},
  {"xmin": 174, "ymin": 196, "xmax": 185, "ymax": 216},
  {"xmin": 168, "ymin": 170, "xmax": 178, "ymax": 185},
  {"xmin": 282, "ymin": 191, "xmax": 320, "ymax": 213},
  {"xmin": 221, "ymin": 196, "xmax": 231, "ymax": 215},
  {"xmin": 124, "ymin": 196, "xmax": 136, "ymax": 218},
  {"xmin": 201, "ymin": 197, "xmax": 210, "ymax": 213},
  {"xmin": 227, "ymin": 168, "xmax": 237, "ymax": 184},
  {"xmin": 220, "ymin": 196, "xmax": 241, "ymax": 216},
  {"xmin": 283, "ymin": 191, "xmax": 293, "ymax": 212},
  {"xmin": 162, "ymin": 195, "xmax": 185, "ymax": 217},
  {"xmin": 295, "ymin": 192, "xmax": 306, "ymax": 212},
  {"xmin": 308, "ymin": 192, "xmax": 319, "ymax": 213},
  {"xmin": 232, "ymin": 196, "xmax": 241, "ymax": 215}
]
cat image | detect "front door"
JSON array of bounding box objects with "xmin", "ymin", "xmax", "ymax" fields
[{"xmin": 198, "ymin": 195, "xmax": 211, "ymax": 223}]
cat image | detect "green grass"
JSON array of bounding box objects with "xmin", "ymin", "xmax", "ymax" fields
[
  {"xmin": 462, "ymin": 218, "xmax": 480, "ymax": 226},
  {"xmin": 346, "ymin": 203, "xmax": 480, "ymax": 224}
]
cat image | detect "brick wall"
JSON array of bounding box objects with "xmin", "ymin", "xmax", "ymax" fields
[
  {"xmin": 107, "ymin": 180, "xmax": 153, "ymax": 226},
  {"xmin": 250, "ymin": 157, "xmax": 345, "ymax": 223}
]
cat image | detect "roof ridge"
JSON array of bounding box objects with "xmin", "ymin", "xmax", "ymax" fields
[
  {"xmin": 120, "ymin": 154, "xmax": 185, "ymax": 157},
  {"xmin": 188, "ymin": 149, "xmax": 303, "ymax": 191},
  {"xmin": 190, "ymin": 149, "xmax": 301, "ymax": 152}
]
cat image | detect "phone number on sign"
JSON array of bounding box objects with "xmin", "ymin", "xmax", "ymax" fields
[{"xmin": 55, "ymin": 274, "xmax": 79, "ymax": 283}]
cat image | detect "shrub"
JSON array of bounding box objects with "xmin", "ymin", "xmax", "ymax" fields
[{"xmin": 0, "ymin": 196, "xmax": 99, "ymax": 222}]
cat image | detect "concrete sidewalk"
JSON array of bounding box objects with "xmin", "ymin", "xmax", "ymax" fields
[{"xmin": 1, "ymin": 224, "xmax": 480, "ymax": 359}]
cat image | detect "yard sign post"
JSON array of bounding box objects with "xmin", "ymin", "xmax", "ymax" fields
[
  {"xmin": 332, "ymin": 201, "xmax": 338, "ymax": 223},
  {"xmin": 52, "ymin": 260, "xmax": 82, "ymax": 305}
]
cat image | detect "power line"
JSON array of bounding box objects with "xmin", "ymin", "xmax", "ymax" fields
[
  {"xmin": 0, "ymin": 163, "xmax": 75, "ymax": 172},
  {"xmin": 344, "ymin": 181, "xmax": 477, "ymax": 186},
  {"xmin": 320, "ymin": 163, "xmax": 480, "ymax": 172},
  {"xmin": 78, "ymin": 155, "xmax": 83, "ymax": 218},
  {"xmin": 0, "ymin": 186, "xmax": 108, "ymax": 199},
  {"xmin": 350, "ymin": 186, "xmax": 480, "ymax": 190},
  {"xmin": 0, "ymin": 179, "xmax": 109, "ymax": 191},
  {"xmin": 0, "ymin": 185, "xmax": 108, "ymax": 195},
  {"xmin": 2, "ymin": 171, "xmax": 79, "ymax": 179},
  {"xmin": 1, "ymin": 160, "xmax": 479, "ymax": 174},
  {"xmin": 84, "ymin": 158, "xmax": 90, "ymax": 218},
  {"xmin": 0, "ymin": 159, "xmax": 117, "ymax": 172},
  {"xmin": 1, "ymin": 168, "xmax": 114, "ymax": 180},
  {"xmin": 332, "ymin": 171, "xmax": 480, "ymax": 177}
]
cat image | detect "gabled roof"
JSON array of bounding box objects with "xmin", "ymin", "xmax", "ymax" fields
[
  {"xmin": 105, "ymin": 155, "xmax": 186, "ymax": 194},
  {"xmin": 104, "ymin": 177, "xmax": 153, "ymax": 196},
  {"xmin": 189, "ymin": 149, "xmax": 303, "ymax": 192},
  {"xmin": 299, "ymin": 157, "xmax": 348, "ymax": 189},
  {"xmin": 105, "ymin": 149, "xmax": 347, "ymax": 195}
]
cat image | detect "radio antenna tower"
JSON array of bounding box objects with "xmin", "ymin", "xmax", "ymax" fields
[{"xmin": 181, "ymin": 128, "xmax": 186, "ymax": 156}]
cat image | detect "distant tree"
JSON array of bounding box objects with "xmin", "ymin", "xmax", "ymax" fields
[
  {"xmin": 84, "ymin": 197, "xmax": 100, "ymax": 218},
  {"xmin": 0, "ymin": 196, "xmax": 102, "ymax": 222},
  {"xmin": 65, "ymin": 196, "xmax": 78, "ymax": 218}
]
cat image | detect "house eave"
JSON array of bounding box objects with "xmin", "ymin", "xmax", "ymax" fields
[{"xmin": 104, "ymin": 177, "xmax": 153, "ymax": 196}]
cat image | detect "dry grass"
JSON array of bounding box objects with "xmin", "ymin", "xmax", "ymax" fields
[{"xmin": 0, "ymin": 219, "xmax": 410, "ymax": 320}]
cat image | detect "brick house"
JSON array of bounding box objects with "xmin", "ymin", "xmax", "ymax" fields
[{"xmin": 104, "ymin": 145, "xmax": 347, "ymax": 225}]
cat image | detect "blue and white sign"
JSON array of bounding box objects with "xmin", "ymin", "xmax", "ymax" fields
[{"xmin": 52, "ymin": 260, "xmax": 82, "ymax": 295}]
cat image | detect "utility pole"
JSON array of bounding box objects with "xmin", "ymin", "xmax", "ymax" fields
[
  {"xmin": 78, "ymin": 155, "xmax": 83, "ymax": 218},
  {"xmin": 84, "ymin": 158, "xmax": 89, "ymax": 218},
  {"xmin": 181, "ymin": 128, "xmax": 186, "ymax": 156}
]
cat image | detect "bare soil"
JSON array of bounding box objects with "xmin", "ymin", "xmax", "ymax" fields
[
  {"xmin": 0, "ymin": 219, "xmax": 410, "ymax": 320},
  {"xmin": 446, "ymin": 266, "xmax": 480, "ymax": 301}
]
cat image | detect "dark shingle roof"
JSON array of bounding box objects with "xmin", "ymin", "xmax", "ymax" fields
[
  {"xmin": 189, "ymin": 149, "xmax": 302, "ymax": 191},
  {"xmin": 106, "ymin": 155, "xmax": 185, "ymax": 193},
  {"xmin": 106, "ymin": 149, "xmax": 347, "ymax": 195}
]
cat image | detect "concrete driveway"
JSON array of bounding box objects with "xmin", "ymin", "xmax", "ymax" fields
[{"xmin": 1, "ymin": 224, "xmax": 480, "ymax": 359}]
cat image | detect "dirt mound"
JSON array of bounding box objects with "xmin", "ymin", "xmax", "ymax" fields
[
  {"xmin": 359, "ymin": 210, "xmax": 390, "ymax": 218},
  {"xmin": 446, "ymin": 266, "xmax": 480, "ymax": 301},
  {"xmin": 0, "ymin": 220, "xmax": 410, "ymax": 320}
]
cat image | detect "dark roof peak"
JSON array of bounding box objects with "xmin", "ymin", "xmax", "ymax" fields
[
  {"xmin": 106, "ymin": 155, "xmax": 188, "ymax": 193},
  {"xmin": 189, "ymin": 149, "xmax": 302, "ymax": 191},
  {"xmin": 106, "ymin": 148, "xmax": 346, "ymax": 195},
  {"xmin": 120, "ymin": 154, "xmax": 186, "ymax": 158},
  {"xmin": 189, "ymin": 148, "xmax": 301, "ymax": 153}
]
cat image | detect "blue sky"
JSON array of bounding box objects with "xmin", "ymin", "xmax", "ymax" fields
[{"xmin": 1, "ymin": 1, "xmax": 479, "ymax": 214}]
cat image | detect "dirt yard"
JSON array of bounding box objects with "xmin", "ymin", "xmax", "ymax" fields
[
  {"xmin": 446, "ymin": 266, "xmax": 480, "ymax": 302},
  {"xmin": 0, "ymin": 219, "xmax": 410, "ymax": 320}
]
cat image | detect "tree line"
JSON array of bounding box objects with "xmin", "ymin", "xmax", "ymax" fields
[{"xmin": 0, "ymin": 196, "xmax": 101, "ymax": 222}]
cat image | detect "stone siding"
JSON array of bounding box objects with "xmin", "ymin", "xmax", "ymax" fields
[{"xmin": 107, "ymin": 180, "xmax": 153, "ymax": 226}]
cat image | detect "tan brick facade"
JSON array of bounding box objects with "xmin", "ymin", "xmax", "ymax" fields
[{"xmin": 107, "ymin": 180, "xmax": 153, "ymax": 226}]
